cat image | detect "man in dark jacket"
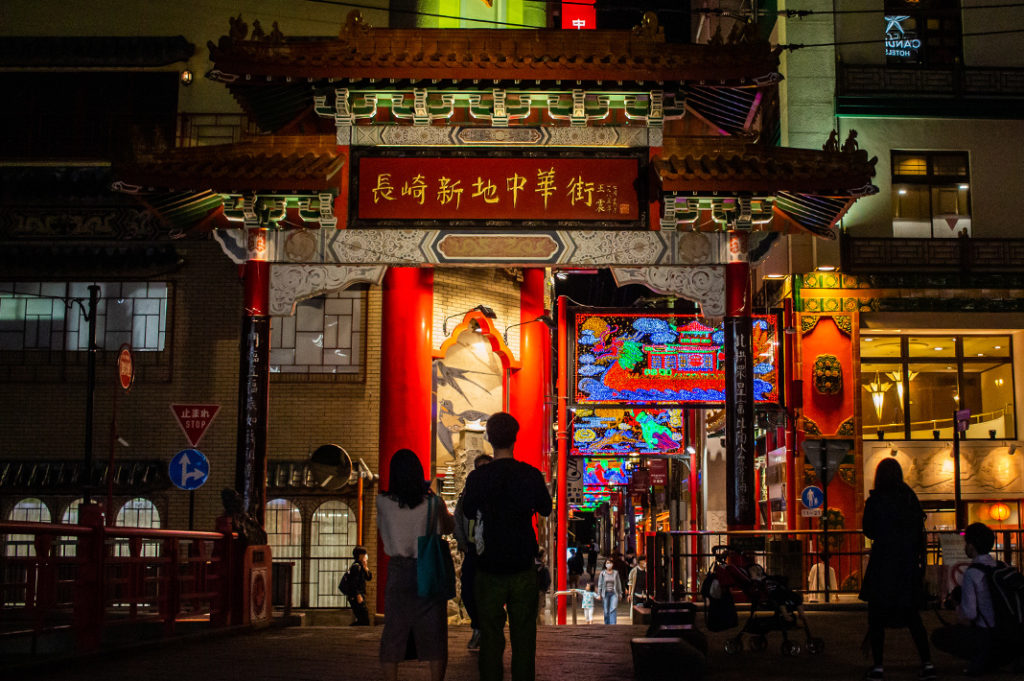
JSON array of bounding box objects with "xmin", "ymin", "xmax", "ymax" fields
[
  {"xmin": 345, "ymin": 546, "xmax": 372, "ymax": 626},
  {"xmin": 463, "ymin": 412, "xmax": 552, "ymax": 681}
]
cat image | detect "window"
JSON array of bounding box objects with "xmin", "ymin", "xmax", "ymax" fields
[
  {"xmin": 114, "ymin": 497, "xmax": 161, "ymax": 557},
  {"xmin": 0, "ymin": 281, "xmax": 169, "ymax": 351},
  {"xmin": 270, "ymin": 289, "xmax": 364, "ymax": 375},
  {"xmin": 860, "ymin": 334, "xmax": 1015, "ymax": 439},
  {"xmin": 266, "ymin": 499, "xmax": 304, "ymax": 607},
  {"xmin": 884, "ymin": 0, "xmax": 962, "ymax": 66},
  {"xmin": 5, "ymin": 498, "xmax": 52, "ymax": 558},
  {"xmin": 310, "ymin": 500, "xmax": 358, "ymax": 608},
  {"xmin": 891, "ymin": 151, "xmax": 971, "ymax": 238}
]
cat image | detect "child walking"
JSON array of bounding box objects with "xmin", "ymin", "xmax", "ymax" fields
[{"xmin": 572, "ymin": 583, "xmax": 597, "ymax": 624}]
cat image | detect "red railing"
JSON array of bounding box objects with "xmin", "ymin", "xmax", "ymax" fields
[{"xmin": 0, "ymin": 506, "xmax": 241, "ymax": 654}]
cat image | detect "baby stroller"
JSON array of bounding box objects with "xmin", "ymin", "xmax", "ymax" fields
[{"xmin": 700, "ymin": 545, "xmax": 824, "ymax": 656}]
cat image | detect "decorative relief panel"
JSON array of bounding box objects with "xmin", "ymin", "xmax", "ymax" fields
[
  {"xmin": 214, "ymin": 229, "xmax": 736, "ymax": 268},
  {"xmin": 270, "ymin": 264, "xmax": 386, "ymax": 316},
  {"xmin": 610, "ymin": 266, "xmax": 725, "ymax": 317},
  {"xmin": 346, "ymin": 125, "xmax": 650, "ymax": 148}
]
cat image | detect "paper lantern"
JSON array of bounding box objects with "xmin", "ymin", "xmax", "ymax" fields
[{"xmin": 989, "ymin": 502, "xmax": 1011, "ymax": 522}]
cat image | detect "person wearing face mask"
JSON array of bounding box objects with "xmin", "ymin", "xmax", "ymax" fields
[{"xmin": 596, "ymin": 560, "xmax": 624, "ymax": 624}]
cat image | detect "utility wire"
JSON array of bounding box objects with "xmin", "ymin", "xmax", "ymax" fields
[{"xmin": 781, "ymin": 27, "xmax": 1024, "ymax": 50}]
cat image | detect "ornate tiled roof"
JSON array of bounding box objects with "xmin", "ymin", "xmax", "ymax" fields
[
  {"xmin": 654, "ymin": 137, "xmax": 878, "ymax": 195},
  {"xmin": 117, "ymin": 136, "xmax": 344, "ymax": 193},
  {"xmin": 207, "ymin": 11, "xmax": 779, "ymax": 86}
]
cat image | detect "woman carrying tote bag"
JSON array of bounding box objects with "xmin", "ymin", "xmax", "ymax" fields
[{"xmin": 377, "ymin": 449, "xmax": 455, "ymax": 681}]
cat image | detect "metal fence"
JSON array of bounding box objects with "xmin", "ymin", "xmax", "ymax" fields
[{"xmin": 645, "ymin": 529, "xmax": 1024, "ymax": 605}]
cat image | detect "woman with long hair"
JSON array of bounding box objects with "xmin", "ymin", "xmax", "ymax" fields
[
  {"xmin": 859, "ymin": 457, "xmax": 935, "ymax": 681},
  {"xmin": 376, "ymin": 449, "xmax": 454, "ymax": 681}
]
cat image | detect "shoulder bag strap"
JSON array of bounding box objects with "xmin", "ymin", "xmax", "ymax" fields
[{"xmin": 425, "ymin": 495, "xmax": 436, "ymax": 536}]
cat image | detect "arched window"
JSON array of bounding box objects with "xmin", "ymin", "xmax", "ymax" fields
[
  {"xmin": 266, "ymin": 499, "xmax": 303, "ymax": 608},
  {"xmin": 5, "ymin": 498, "xmax": 51, "ymax": 557},
  {"xmin": 58, "ymin": 498, "xmax": 85, "ymax": 557},
  {"xmin": 114, "ymin": 497, "xmax": 161, "ymax": 557},
  {"xmin": 310, "ymin": 500, "xmax": 357, "ymax": 608}
]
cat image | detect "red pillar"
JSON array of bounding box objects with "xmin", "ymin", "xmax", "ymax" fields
[
  {"xmin": 555, "ymin": 296, "xmax": 569, "ymax": 624},
  {"xmin": 783, "ymin": 297, "xmax": 799, "ymax": 529},
  {"xmin": 376, "ymin": 266, "xmax": 434, "ymax": 614},
  {"xmin": 725, "ymin": 231, "xmax": 755, "ymax": 530},
  {"xmin": 510, "ymin": 268, "xmax": 547, "ymax": 472}
]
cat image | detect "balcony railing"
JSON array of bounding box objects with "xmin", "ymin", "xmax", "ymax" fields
[
  {"xmin": 842, "ymin": 236, "xmax": 1024, "ymax": 275},
  {"xmin": 836, "ymin": 64, "xmax": 1024, "ymax": 116}
]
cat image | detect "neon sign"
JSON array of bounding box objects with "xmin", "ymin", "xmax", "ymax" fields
[
  {"xmin": 573, "ymin": 312, "xmax": 780, "ymax": 405},
  {"xmin": 884, "ymin": 15, "xmax": 921, "ymax": 60},
  {"xmin": 583, "ymin": 458, "xmax": 633, "ymax": 486},
  {"xmin": 572, "ymin": 408, "xmax": 684, "ymax": 456}
]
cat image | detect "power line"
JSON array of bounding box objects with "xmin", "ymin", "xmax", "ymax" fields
[{"xmin": 781, "ymin": 27, "xmax": 1024, "ymax": 50}]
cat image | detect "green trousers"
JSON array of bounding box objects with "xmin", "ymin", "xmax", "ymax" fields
[{"xmin": 475, "ymin": 567, "xmax": 539, "ymax": 681}]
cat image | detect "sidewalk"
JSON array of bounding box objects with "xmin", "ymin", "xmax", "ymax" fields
[{"xmin": 14, "ymin": 609, "xmax": 1023, "ymax": 681}]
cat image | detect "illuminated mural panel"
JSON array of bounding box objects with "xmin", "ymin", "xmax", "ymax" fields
[
  {"xmin": 572, "ymin": 408, "xmax": 684, "ymax": 456},
  {"xmin": 573, "ymin": 312, "xmax": 780, "ymax": 405},
  {"xmin": 583, "ymin": 457, "xmax": 633, "ymax": 486}
]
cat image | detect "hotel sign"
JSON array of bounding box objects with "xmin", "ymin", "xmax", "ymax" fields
[
  {"xmin": 354, "ymin": 155, "xmax": 642, "ymax": 226},
  {"xmin": 884, "ymin": 15, "xmax": 921, "ymax": 61}
]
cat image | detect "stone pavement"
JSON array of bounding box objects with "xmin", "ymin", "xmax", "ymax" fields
[{"xmin": 13, "ymin": 610, "xmax": 1024, "ymax": 681}]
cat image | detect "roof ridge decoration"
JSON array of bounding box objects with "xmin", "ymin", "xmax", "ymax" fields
[{"xmin": 206, "ymin": 11, "xmax": 780, "ymax": 87}]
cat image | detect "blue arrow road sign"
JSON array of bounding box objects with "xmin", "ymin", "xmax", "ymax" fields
[
  {"xmin": 169, "ymin": 449, "xmax": 210, "ymax": 491},
  {"xmin": 801, "ymin": 485, "xmax": 824, "ymax": 510}
]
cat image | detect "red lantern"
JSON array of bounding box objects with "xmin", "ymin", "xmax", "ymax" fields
[{"xmin": 989, "ymin": 502, "xmax": 1011, "ymax": 523}]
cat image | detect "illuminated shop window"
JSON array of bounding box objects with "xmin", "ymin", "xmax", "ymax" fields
[
  {"xmin": 860, "ymin": 334, "xmax": 1015, "ymax": 440},
  {"xmin": 0, "ymin": 281, "xmax": 169, "ymax": 351},
  {"xmin": 270, "ymin": 290, "xmax": 364, "ymax": 375},
  {"xmin": 310, "ymin": 500, "xmax": 358, "ymax": 608},
  {"xmin": 266, "ymin": 499, "xmax": 303, "ymax": 607},
  {"xmin": 891, "ymin": 151, "xmax": 970, "ymax": 238}
]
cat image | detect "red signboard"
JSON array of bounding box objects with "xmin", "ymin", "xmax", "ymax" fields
[
  {"xmin": 356, "ymin": 156, "xmax": 640, "ymax": 223},
  {"xmin": 561, "ymin": 0, "xmax": 596, "ymax": 29},
  {"xmin": 117, "ymin": 344, "xmax": 134, "ymax": 391},
  {"xmin": 648, "ymin": 459, "xmax": 668, "ymax": 486},
  {"xmin": 171, "ymin": 404, "xmax": 220, "ymax": 447}
]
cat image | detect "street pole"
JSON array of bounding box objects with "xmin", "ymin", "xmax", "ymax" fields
[
  {"xmin": 83, "ymin": 284, "xmax": 99, "ymax": 505},
  {"xmin": 952, "ymin": 410, "xmax": 965, "ymax": 530}
]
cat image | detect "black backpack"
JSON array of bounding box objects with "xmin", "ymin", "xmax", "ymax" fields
[
  {"xmin": 338, "ymin": 565, "xmax": 357, "ymax": 597},
  {"xmin": 970, "ymin": 561, "xmax": 1024, "ymax": 631}
]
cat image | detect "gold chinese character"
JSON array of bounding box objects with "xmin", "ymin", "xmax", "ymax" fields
[
  {"xmin": 567, "ymin": 175, "xmax": 594, "ymax": 207},
  {"xmin": 401, "ymin": 174, "xmax": 427, "ymax": 205},
  {"xmin": 535, "ymin": 168, "xmax": 556, "ymax": 209},
  {"xmin": 372, "ymin": 173, "xmax": 395, "ymax": 203},
  {"xmin": 506, "ymin": 174, "xmax": 526, "ymax": 208},
  {"xmin": 472, "ymin": 177, "xmax": 499, "ymax": 204},
  {"xmin": 436, "ymin": 177, "xmax": 463, "ymax": 209}
]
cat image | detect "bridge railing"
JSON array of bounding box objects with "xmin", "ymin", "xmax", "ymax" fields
[
  {"xmin": 0, "ymin": 505, "xmax": 238, "ymax": 654},
  {"xmin": 645, "ymin": 528, "xmax": 1024, "ymax": 605}
]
